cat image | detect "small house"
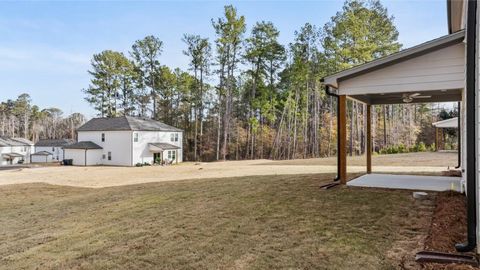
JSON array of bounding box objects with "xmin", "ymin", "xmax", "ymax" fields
[
  {"xmin": 64, "ymin": 116, "xmax": 183, "ymax": 166},
  {"xmin": 34, "ymin": 139, "xmax": 75, "ymax": 161}
]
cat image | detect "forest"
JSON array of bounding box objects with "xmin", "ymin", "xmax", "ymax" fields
[{"xmin": 0, "ymin": 0, "xmax": 458, "ymax": 161}]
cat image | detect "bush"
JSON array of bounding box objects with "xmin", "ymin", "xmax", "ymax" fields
[
  {"xmin": 417, "ymin": 142, "xmax": 427, "ymax": 152},
  {"xmin": 135, "ymin": 163, "xmax": 143, "ymax": 167},
  {"xmin": 143, "ymin": 162, "xmax": 151, "ymax": 166},
  {"xmin": 397, "ymin": 143, "xmax": 407, "ymax": 153}
]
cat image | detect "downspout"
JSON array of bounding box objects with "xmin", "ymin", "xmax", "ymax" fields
[
  {"xmin": 455, "ymin": 102, "xmax": 461, "ymax": 169},
  {"xmin": 84, "ymin": 149, "xmax": 87, "ymax": 167},
  {"xmin": 322, "ymin": 82, "xmax": 340, "ymax": 182},
  {"xmin": 455, "ymin": 0, "xmax": 477, "ymax": 253}
]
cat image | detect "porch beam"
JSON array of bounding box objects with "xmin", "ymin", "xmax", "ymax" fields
[
  {"xmin": 366, "ymin": 104, "xmax": 372, "ymax": 174},
  {"xmin": 338, "ymin": 95, "xmax": 348, "ymax": 184}
]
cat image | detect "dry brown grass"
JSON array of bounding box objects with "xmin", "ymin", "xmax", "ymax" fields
[
  {"xmin": 264, "ymin": 151, "xmax": 458, "ymax": 167},
  {"xmin": 0, "ymin": 152, "xmax": 457, "ymax": 188},
  {"xmin": 0, "ymin": 173, "xmax": 435, "ymax": 269}
]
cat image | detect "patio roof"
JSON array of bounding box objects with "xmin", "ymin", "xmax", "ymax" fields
[
  {"xmin": 433, "ymin": 117, "xmax": 458, "ymax": 128},
  {"xmin": 149, "ymin": 143, "xmax": 180, "ymax": 152},
  {"xmin": 2, "ymin": 153, "xmax": 25, "ymax": 158},
  {"xmin": 322, "ymin": 31, "xmax": 466, "ymax": 105}
]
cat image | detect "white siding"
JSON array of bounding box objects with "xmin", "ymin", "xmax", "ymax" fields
[
  {"xmin": 64, "ymin": 149, "xmax": 102, "ymax": 166},
  {"xmin": 132, "ymin": 131, "xmax": 183, "ymax": 165},
  {"xmin": 35, "ymin": 146, "xmax": 65, "ymax": 161},
  {"xmin": 78, "ymin": 131, "xmax": 133, "ymax": 166},
  {"xmin": 0, "ymin": 145, "xmax": 33, "ymax": 165},
  {"xmin": 338, "ymin": 43, "xmax": 466, "ymax": 95},
  {"xmin": 31, "ymin": 154, "xmax": 53, "ymax": 163}
]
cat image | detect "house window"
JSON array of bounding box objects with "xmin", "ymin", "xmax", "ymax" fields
[
  {"xmin": 101, "ymin": 133, "xmax": 105, "ymax": 142},
  {"xmin": 134, "ymin": 133, "xmax": 139, "ymax": 142},
  {"xmin": 167, "ymin": 150, "xmax": 176, "ymax": 161},
  {"xmin": 170, "ymin": 133, "xmax": 179, "ymax": 142},
  {"xmin": 108, "ymin": 152, "xmax": 112, "ymax": 161},
  {"xmin": 102, "ymin": 154, "xmax": 106, "ymax": 159},
  {"xmin": 52, "ymin": 147, "xmax": 55, "ymax": 152}
]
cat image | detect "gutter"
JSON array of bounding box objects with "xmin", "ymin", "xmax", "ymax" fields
[
  {"xmin": 322, "ymin": 81, "xmax": 340, "ymax": 182},
  {"xmin": 455, "ymin": 0, "xmax": 477, "ymax": 253},
  {"xmin": 447, "ymin": 0, "xmax": 453, "ymax": 34}
]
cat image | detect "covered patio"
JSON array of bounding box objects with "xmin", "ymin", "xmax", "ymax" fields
[{"xmin": 322, "ymin": 30, "xmax": 465, "ymax": 190}]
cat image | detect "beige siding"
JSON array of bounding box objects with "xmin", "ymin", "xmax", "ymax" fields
[{"xmin": 338, "ymin": 43, "xmax": 465, "ymax": 95}]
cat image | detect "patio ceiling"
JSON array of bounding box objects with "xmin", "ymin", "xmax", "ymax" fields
[{"xmin": 348, "ymin": 89, "xmax": 462, "ymax": 105}]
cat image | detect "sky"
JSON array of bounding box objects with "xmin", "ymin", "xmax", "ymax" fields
[{"xmin": 0, "ymin": 0, "xmax": 448, "ymax": 118}]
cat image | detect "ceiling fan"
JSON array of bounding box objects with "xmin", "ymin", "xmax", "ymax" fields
[{"xmin": 387, "ymin": 93, "xmax": 432, "ymax": 103}]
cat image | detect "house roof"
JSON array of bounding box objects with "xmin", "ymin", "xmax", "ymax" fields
[
  {"xmin": 149, "ymin": 142, "xmax": 181, "ymax": 151},
  {"xmin": 432, "ymin": 117, "xmax": 458, "ymax": 128},
  {"xmin": 322, "ymin": 30, "xmax": 466, "ymax": 89},
  {"xmin": 63, "ymin": 141, "xmax": 103, "ymax": 150},
  {"xmin": 77, "ymin": 116, "xmax": 183, "ymax": 132},
  {"xmin": 35, "ymin": 139, "xmax": 75, "ymax": 147},
  {"xmin": 31, "ymin": 151, "xmax": 53, "ymax": 156},
  {"xmin": 0, "ymin": 137, "xmax": 34, "ymax": 147}
]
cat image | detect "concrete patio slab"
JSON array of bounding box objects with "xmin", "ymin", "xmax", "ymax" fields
[{"xmin": 347, "ymin": 173, "xmax": 462, "ymax": 192}]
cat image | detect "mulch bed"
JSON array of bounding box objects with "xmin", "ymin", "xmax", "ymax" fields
[{"xmin": 422, "ymin": 191, "xmax": 477, "ymax": 270}]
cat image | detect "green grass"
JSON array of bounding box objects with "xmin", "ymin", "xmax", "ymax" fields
[{"xmin": 0, "ymin": 174, "xmax": 431, "ymax": 269}]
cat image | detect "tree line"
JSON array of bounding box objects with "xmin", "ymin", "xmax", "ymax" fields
[
  {"xmin": 0, "ymin": 93, "xmax": 85, "ymax": 141},
  {"xmin": 82, "ymin": 0, "xmax": 455, "ymax": 162},
  {"xmin": 0, "ymin": 0, "xmax": 453, "ymax": 161}
]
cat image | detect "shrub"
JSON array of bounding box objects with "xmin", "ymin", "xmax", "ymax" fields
[
  {"xmin": 135, "ymin": 163, "xmax": 143, "ymax": 167},
  {"xmin": 143, "ymin": 162, "xmax": 151, "ymax": 166},
  {"xmin": 417, "ymin": 142, "xmax": 427, "ymax": 152},
  {"xmin": 397, "ymin": 143, "xmax": 407, "ymax": 153}
]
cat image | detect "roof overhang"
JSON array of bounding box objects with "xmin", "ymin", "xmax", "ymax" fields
[
  {"xmin": 433, "ymin": 117, "xmax": 458, "ymax": 128},
  {"xmin": 2, "ymin": 153, "xmax": 24, "ymax": 158},
  {"xmin": 322, "ymin": 30, "xmax": 466, "ymax": 89},
  {"xmin": 149, "ymin": 143, "xmax": 180, "ymax": 152}
]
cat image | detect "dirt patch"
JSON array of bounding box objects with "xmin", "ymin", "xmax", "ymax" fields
[
  {"xmin": 421, "ymin": 192, "xmax": 477, "ymax": 270},
  {"xmin": 385, "ymin": 193, "xmax": 436, "ymax": 270}
]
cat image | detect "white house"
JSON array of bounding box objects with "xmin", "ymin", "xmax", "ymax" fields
[
  {"xmin": 0, "ymin": 137, "xmax": 34, "ymax": 165},
  {"xmin": 64, "ymin": 116, "xmax": 183, "ymax": 166},
  {"xmin": 33, "ymin": 139, "xmax": 75, "ymax": 162}
]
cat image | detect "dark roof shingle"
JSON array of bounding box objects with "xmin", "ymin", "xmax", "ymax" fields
[
  {"xmin": 35, "ymin": 139, "xmax": 75, "ymax": 147},
  {"xmin": 32, "ymin": 151, "xmax": 53, "ymax": 156},
  {"xmin": 77, "ymin": 116, "xmax": 182, "ymax": 132},
  {"xmin": 63, "ymin": 141, "xmax": 103, "ymax": 150},
  {"xmin": 149, "ymin": 142, "xmax": 181, "ymax": 150}
]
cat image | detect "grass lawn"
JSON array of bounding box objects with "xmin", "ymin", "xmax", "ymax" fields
[{"xmin": 0, "ymin": 174, "xmax": 433, "ymax": 269}]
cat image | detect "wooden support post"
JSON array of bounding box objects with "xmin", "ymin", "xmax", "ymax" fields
[
  {"xmin": 435, "ymin": 127, "xmax": 439, "ymax": 152},
  {"xmin": 338, "ymin": 95, "xmax": 347, "ymax": 184},
  {"xmin": 366, "ymin": 104, "xmax": 372, "ymax": 174}
]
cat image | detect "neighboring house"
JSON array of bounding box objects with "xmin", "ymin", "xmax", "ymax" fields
[
  {"xmin": 64, "ymin": 116, "xmax": 183, "ymax": 166},
  {"xmin": 321, "ymin": 0, "xmax": 479, "ymax": 253},
  {"xmin": 34, "ymin": 139, "xmax": 75, "ymax": 161},
  {"xmin": 0, "ymin": 137, "xmax": 34, "ymax": 165}
]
